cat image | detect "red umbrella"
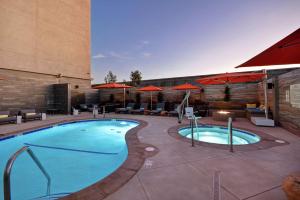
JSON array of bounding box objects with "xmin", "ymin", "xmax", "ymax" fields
[
  {"xmin": 93, "ymin": 83, "xmax": 132, "ymax": 108},
  {"xmin": 172, "ymin": 83, "xmax": 200, "ymax": 106},
  {"xmin": 138, "ymin": 85, "xmax": 163, "ymax": 110},
  {"xmin": 93, "ymin": 83, "xmax": 132, "ymax": 89},
  {"xmin": 236, "ymin": 28, "xmax": 300, "ymax": 68},
  {"xmin": 196, "ymin": 72, "xmax": 266, "ymax": 85},
  {"xmin": 235, "ymin": 30, "xmax": 300, "ymax": 121},
  {"xmin": 172, "ymin": 83, "xmax": 199, "ymax": 90}
]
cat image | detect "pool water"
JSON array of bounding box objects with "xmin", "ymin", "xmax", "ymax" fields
[
  {"xmin": 0, "ymin": 120, "xmax": 138, "ymax": 200},
  {"xmin": 179, "ymin": 125, "xmax": 260, "ymax": 145}
]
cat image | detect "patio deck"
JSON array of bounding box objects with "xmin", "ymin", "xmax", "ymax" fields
[{"xmin": 0, "ymin": 113, "xmax": 299, "ymax": 200}]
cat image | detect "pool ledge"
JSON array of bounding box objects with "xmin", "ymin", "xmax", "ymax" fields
[{"xmin": 168, "ymin": 123, "xmax": 289, "ymax": 151}]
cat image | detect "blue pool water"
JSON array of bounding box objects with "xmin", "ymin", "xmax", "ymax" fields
[
  {"xmin": 179, "ymin": 125, "xmax": 260, "ymax": 145},
  {"xmin": 0, "ymin": 120, "xmax": 139, "ymax": 200}
]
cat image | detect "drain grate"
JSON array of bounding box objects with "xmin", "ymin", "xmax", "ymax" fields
[{"xmin": 213, "ymin": 171, "xmax": 221, "ymax": 200}]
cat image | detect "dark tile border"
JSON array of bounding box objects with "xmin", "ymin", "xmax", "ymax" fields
[
  {"xmin": 168, "ymin": 122, "xmax": 289, "ymax": 151},
  {"xmin": 0, "ymin": 117, "xmax": 158, "ymax": 200}
]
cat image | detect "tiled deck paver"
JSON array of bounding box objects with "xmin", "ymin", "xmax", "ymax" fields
[{"xmin": 1, "ymin": 114, "xmax": 299, "ymax": 200}]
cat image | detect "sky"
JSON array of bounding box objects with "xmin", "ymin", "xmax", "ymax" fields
[{"xmin": 91, "ymin": 0, "xmax": 300, "ymax": 84}]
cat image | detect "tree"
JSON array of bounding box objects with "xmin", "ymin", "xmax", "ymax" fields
[
  {"xmin": 130, "ymin": 70, "xmax": 142, "ymax": 86},
  {"xmin": 104, "ymin": 71, "xmax": 117, "ymax": 83}
]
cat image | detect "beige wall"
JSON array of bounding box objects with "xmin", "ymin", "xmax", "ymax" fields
[{"xmin": 0, "ymin": 0, "xmax": 91, "ymax": 79}]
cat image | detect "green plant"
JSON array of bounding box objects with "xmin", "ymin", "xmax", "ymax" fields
[
  {"xmin": 135, "ymin": 93, "xmax": 141, "ymax": 105},
  {"xmin": 109, "ymin": 94, "xmax": 115, "ymax": 103},
  {"xmin": 224, "ymin": 86, "xmax": 231, "ymax": 102},
  {"xmin": 157, "ymin": 92, "xmax": 164, "ymax": 103}
]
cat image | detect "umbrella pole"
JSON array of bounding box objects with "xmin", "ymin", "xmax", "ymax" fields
[
  {"xmin": 123, "ymin": 88, "xmax": 126, "ymax": 108},
  {"xmin": 263, "ymin": 69, "xmax": 268, "ymax": 119},
  {"xmin": 150, "ymin": 91, "xmax": 153, "ymax": 110}
]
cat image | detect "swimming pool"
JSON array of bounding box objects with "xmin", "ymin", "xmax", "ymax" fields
[
  {"xmin": 0, "ymin": 119, "xmax": 139, "ymax": 200},
  {"xmin": 179, "ymin": 125, "xmax": 260, "ymax": 145}
]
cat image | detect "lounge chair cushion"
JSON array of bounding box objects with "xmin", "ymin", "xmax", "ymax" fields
[
  {"xmin": 0, "ymin": 115, "xmax": 9, "ymax": 118},
  {"xmin": 26, "ymin": 113, "xmax": 36, "ymax": 116},
  {"xmin": 246, "ymin": 104, "xmax": 256, "ymax": 108}
]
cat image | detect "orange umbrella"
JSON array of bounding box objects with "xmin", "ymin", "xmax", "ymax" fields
[
  {"xmin": 93, "ymin": 83, "xmax": 133, "ymax": 108},
  {"xmin": 138, "ymin": 85, "xmax": 163, "ymax": 110},
  {"xmin": 172, "ymin": 83, "xmax": 200, "ymax": 106},
  {"xmin": 236, "ymin": 28, "xmax": 300, "ymax": 68},
  {"xmin": 196, "ymin": 72, "xmax": 266, "ymax": 85}
]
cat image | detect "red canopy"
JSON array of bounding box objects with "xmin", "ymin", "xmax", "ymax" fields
[
  {"xmin": 237, "ymin": 28, "xmax": 300, "ymax": 68},
  {"xmin": 138, "ymin": 85, "xmax": 163, "ymax": 91},
  {"xmin": 196, "ymin": 72, "xmax": 265, "ymax": 85},
  {"xmin": 93, "ymin": 83, "xmax": 132, "ymax": 89},
  {"xmin": 172, "ymin": 83, "xmax": 199, "ymax": 90}
]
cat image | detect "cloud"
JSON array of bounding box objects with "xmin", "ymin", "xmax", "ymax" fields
[
  {"xmin": 142, "ymin": 52, "xmax": 152, "ymax": 58},
  {"xmin": 136, "ymin": 40, "xmax": 150, "ymax": 49},
  {"xmin": 93, "ymin": 53, "xmax": 106, "ymax": 59},
  {"xmin": 141, "ymin": 40, "xmax": 150, "ymax": 45},
  {"xmin": 109, "ymin": 51, "xmax": 132, "ymax": 59}
]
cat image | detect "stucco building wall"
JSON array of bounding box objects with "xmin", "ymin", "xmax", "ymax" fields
[{"xmin": 0, "ymin": 0, "xmax": 92, "ymax": 112}]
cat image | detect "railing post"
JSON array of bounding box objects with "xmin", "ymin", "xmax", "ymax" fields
[
  {"xmin": 191, "ymin": 118, "xmax": 194, "ymax": 147},
  {"xmin": 228, "ymin": 117, "xmax": 233, "ymax": 153}
]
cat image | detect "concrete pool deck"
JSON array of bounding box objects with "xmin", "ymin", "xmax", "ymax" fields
[{"xmin": 0, "ymin": 113, "xmax": 299, "ymax": 200}]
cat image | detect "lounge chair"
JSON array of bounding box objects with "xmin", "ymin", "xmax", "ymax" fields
[
  {"xmin": 150, "ymin": 103, "xmax": 165, "ymax": 115},
  {"xmin": 168, "ymin": 104, "xmax": 179, "ymax": 116},
  {"xmin": 194, "ymin": 102, "xmax": 209, "ymax": 117},
  {"xmin": 87, "ymin": 104, "xmax": 99, "ymax": 112},
  {"xmin": 0, "ymin": 111, "xmax": 17, "ymax": 124},
  {"xmin": 131, "ymin": 103, "xmax": 148, "ymax": 114},
  {"xmin": 20, "ymin": 109, "xmax": 42, "ymax": 122},
  {"xmin": 115, "ymin": 103, "xmax": 135, "ymax": 114},
  {"xmin": 79, "ymin": 104, "xmax": 88, "ymax": 112}
]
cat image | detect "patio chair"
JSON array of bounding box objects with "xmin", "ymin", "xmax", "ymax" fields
[
  {"xmin": 131, "ymin": 103, "xmax": 148, "ymax": 114},
  {"xmin": 150, "ymin": 103, "xmax": 165, "ymax": 115},
  {"xmin": 20, "ymin": 109, "xmax": 42, "ymax": 122},
  {"xmin": 168, "ymin": 104, "xmax": 179, "ymax": 117},
  {"xmin": 0, "ymin": 111, "xmax": 17, "ymax": 124},
  {"xmin": 115, "ymin": 103, "xmax": 135, "ymax": 114}
]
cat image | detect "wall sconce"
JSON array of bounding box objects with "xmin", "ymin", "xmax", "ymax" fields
[{"xmin": 56, "ymin": 73, "xmax": 62, "ymax": 78}]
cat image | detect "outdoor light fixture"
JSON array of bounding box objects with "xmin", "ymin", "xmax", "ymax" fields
[{"xmin": 218, "ymin": 110, "xmax": 230, "ymax": 114}]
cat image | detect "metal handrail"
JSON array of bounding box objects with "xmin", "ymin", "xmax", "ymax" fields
[
  {"xmin": 3, "ymin": 146, "xmax": 51, "ymax": 200},
  {"xmin": 228, "ymin": 117, "xmax": 233, "ymax": 152}
]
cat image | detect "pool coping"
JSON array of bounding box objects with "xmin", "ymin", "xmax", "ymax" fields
[
  {"xmin": 0, "ymin": 117, "xmax": 158, "ymax": 200},
  {"xmin": 168, "ymin": 122, "xmax": 289, "ymax": 151}
]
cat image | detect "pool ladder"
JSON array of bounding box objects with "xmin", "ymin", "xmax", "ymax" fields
[{"xmin": 3, "ymin": 146, "xmax": 51, "ymax": 200}]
